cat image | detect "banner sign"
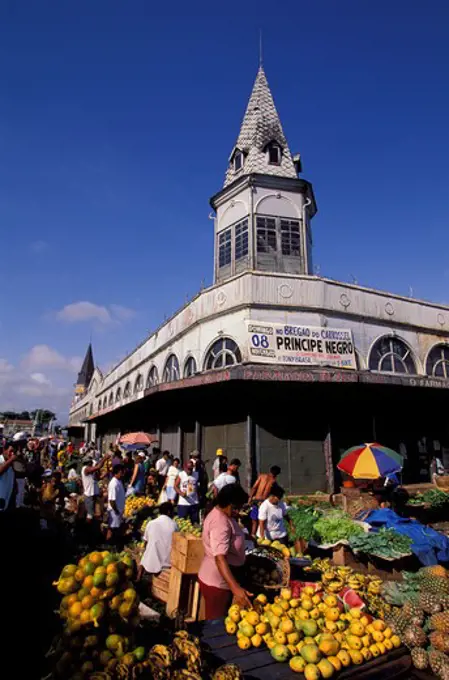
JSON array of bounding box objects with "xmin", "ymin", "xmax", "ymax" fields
[{"xmin": 246, "ymin": 321, "xmax": 357, "ymax": 369}]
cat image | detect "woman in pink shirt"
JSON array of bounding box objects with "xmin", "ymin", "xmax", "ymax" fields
[{"xmin": 198, "ymin": 484, "xmax": 252, "ymax": 620}]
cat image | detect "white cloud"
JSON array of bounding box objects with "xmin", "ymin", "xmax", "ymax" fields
[
  {"xmin": 30, "ymin": 372, "xmax": 51, "ymax": 385},
  {"xmin": 22, "ymin": 344, "xmax": 82, "ymax": 372},
  {"xmin": 0, "ymin": 359, "xmax": 14, "ymax": 373},
  {"xmin": 55, "ymin": 301, "xmax": 136, "ymax": 325},
  {"xmin": 57, "ymin": 301, "xmax": 112, "ymax": 324}
]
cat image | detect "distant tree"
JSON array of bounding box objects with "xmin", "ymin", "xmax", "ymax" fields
[{"xmin": 30, "ymin": 409, "xmax": 56, "ymax": 423}]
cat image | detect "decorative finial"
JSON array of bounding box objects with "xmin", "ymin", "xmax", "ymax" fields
[{"xmin": 259, "ymin": 29, "xmax": 263, "ymax": 68}]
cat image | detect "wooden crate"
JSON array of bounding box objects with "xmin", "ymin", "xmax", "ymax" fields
[
  {"xmin": 151, "ymin": 568, "xmax": 171, "ymax": 603},
  {"xmin": 171, "ymin": 532, "xmax": 204, "ymax": 575}
]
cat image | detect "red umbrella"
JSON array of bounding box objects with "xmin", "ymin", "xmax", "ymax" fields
[{"xmin": 119, "ymin": 432, "xmax": 157, "ymax": 446}]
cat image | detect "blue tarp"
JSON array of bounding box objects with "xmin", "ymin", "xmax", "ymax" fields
[{"xmin": 362, "ymin": 508, "xmax": 449, "ymax": 566}]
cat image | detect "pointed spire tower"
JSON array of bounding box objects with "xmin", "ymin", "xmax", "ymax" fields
[
  {"xmin": 75, "ymin": 343, "xmax": 95, "ymax": 395},
  {"xmin": 211, "ymin": 66, "xmax": 317, "ymax": 283}
]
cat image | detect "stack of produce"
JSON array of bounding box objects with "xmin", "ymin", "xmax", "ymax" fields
[
  {"xmin": 408, "ymin": 488, "xmax": 449, "ymax": 510},
  {"xmin": 349, "ymin": 527, "xmax": 413, "ymax": 560},
  {"xmin": 224, "ymin": 586, "xmax": 400, "ymax": 677},
  {"xmin": 305, "ymin": 558, "xmax": 392, "ymax": 619},
  {"xmin": 313, "ymin": 510, "xmax": 365, "ymax": 545},
  {"xmin": 256, "ymin": 536, "xmax": 292, "ymax": 558},
  {"xmin": 124, "ymin": 495, "xmax": 156, "ymax": 518},
  {"xmin": 383, "ymin": 565, "xmax": 449, "ymax": 678},
  {"xmin": 175, "ymin": 517, "xmax": 202, "ymax": 537},
  {"xmin": 287, "ymin": 506, "xmax": 322, "ymax": 543}
]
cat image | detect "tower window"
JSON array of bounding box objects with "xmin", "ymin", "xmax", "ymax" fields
[
  {"xmin": 234, "ymin": 151, "xmax": 243, "ymax": 171},
  {"xmin": 281, "ymin": 219, "xmax": 301, "ymax": 256},
  {"xmin": 235, "ymin": 219, "xmax": 249, "ymax": 260},
  {"xmin": 267, "ymin": 143, "xmax": 282, "ymax": 165},
  {"xmin": 256, "ymin": 216, "xmax": 277, "ymax": 253},
  {"xmin": 218, "ymin": 228, "xmax": 232, "ymax": 267}
]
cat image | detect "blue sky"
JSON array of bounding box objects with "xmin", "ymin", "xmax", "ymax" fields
[{"xmin": 1, "ymin": 0, "xmax": 449, "ymax": 419}]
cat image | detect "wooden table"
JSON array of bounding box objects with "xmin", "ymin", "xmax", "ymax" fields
[{"xmin": 195, "ymin": 619, "xmax": 412, "ymax": 680}]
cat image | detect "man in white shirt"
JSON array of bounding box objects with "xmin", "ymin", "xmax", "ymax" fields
[
  {"xmin": 155, "ymin": 451, "xmax": 170, "ymax": 489},
  {"xmin": 258, "ymin": 485, "xmax": 290, "ymax": 544},
  {"xmin": 81, "ymin": 452, "xmax": 109, "ymax": 521},
  {"xmin": 213, "ymin": 458, "xmax": 241, "ymax": 496},
  {"xmin": 107, "ymin": 463, "xmax": 126, "ymax": 543},
  {"xmin": 174, "ymin": 460, "xmax": 199, "ymax": 523},
  {"xmin": 137, "ymin": 502, "xmax": 178, "ymax": 581}
]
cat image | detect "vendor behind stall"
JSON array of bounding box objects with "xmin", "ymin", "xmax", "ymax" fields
[
  {"xmin": 137, "ymin": 502, "xmax": 177, "ymax": 582},
  {"xmin": 198, "ymin": 484, "xmax": 252, "ymax": 620},
  {"xmin": 258, "ymin": 485, "xmax": 290, "ymax": 544}
]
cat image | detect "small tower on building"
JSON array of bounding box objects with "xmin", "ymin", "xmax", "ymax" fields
[
  {"xmin": 210, "ymin": 66, "xmax": 317, "ymax": 283},
  {"xmin": 75, "ymin": 343, "xmax": 94, "ymax": 396}
]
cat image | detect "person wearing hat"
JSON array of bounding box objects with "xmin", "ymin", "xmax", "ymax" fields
[
  {"xmin": 212, "ymin": 449, "xmax": 227, "ymax": 480},
  {"xmin": 81, "ymin": 451, "xmax": 110, "ymax": 521}
]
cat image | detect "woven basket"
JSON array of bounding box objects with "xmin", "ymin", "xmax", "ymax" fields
[{"xmin": 245, "ymin": 545, "xmax": 290, "ymax": 591}]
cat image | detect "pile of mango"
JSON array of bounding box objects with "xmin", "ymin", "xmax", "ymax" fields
[
  {"xmin": 225, "ymin": 587, "xmax": 401, "ymax": 678},
  {"xmin": 256, "ymin": 536, "xmax": 291, "ymax": 558},
  {"xmin": 175, "ymin": 517, "xmax": 202, "ymax": 537},
  {"xmin": 124, "ymin": 495, "xmax": 156, "ymax": 518}
]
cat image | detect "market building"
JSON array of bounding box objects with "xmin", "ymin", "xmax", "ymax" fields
[{"xmin": 68, "ymin": 66, "xmax": 449, "ymax": 493}]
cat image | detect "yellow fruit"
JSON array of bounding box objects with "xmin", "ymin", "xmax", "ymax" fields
[
  {"xmin": 372, "ymin": 631, "xmax": 384, "ymax": 643},
  {"xmin": 328, "ymin": 655, "xmax": 342, "ymax": 671},
  {"xmin": 281, "ymin": 588, "xmax": 292, "ymax": 601},
  {"xmin": 312, "ymin": 594, "xmax": 322, "ymax": 606},
  {"xmin": 324, "ymin": 621, "xmax": 338, "ymax": 634},
  {"xmin": 255, "ymin": 594, "xmax": 267, "ymax": 605},
  {"xmin": 304, "ymin": 663, "xmax": 321, "ymax": 680},
  {"xmin": 271, "ymin": 644, "xmax": 290, "ymax": 662},
  {"xmin": 301, "ymin": 597, "xmax": 314, "ymax": 611},
  {"xmin": 324, "ymin": 595, "xmax": 338, "ymax": 607},
  {"xmin": 349, "ymin": 649, "xmax": 363, "ymax": 665},
  {"xmin": 337, "ymin": 649, "xmax": 351, "ymax": 667},
  {"xmin": 90, "ymin": 586, "xmax": 102, "ymax": 599},
  {"xmin": 238, "ymin": 622, "xmax": 255, "ymax": 638},
  {"xmin": 310, "ymin": 608, "xmax": 320, "ymax": 620},
  {"xmin": 304, "ymin": 637, "xmax": 316, "ymax": 645},
  {"xmin": 289, "ymin": 656, "xmax": 306, "ymax": 673},
  {"xmin": 303, "ymin": 586, "xmax": 316, "ymax": 596},
  {"xmin": 369, "ymin": 644, "xmax": 380, "ymax": 657},
  {"xmin": 229, "ymin": 610, "xmax": 241, "ymax": 623},
  {"xmin": 272, "ymin": 604, "xmax": 284, "ymax": 618},
  {"xmin": 383, "ymin": 638, "xmax": 393, "ymax": 651},
  {"xmin": 300, "ymin": 643, "xmax": 322, "ymax": 664},
  {"xmin": 301, "ymin": 620, "xmax": 318, "ymax": 637},
  {"xmin": 319, "ymin": 637, "xmax": 339, "ymax": 656},
  {"xmin": 237, "ymin": 636, "xmax": 251, "ymax": 650},
  {"xmin": 280, "ymin": 600, "xmax": 290, "ymax": 612},
  {"xmin": 391, "ymin": 635, "xmax": 401, "ymax": 648},
  {"xmin": 80, "ymin": 609, "xmax": 92, "ymax": 624},
  {"xmin": 225, "ymin": 622, "xmax": 237, "ymax": 635},
  {"xmin": 349, "ymin": 622, "xmax": 365, "ymax": 637},
  {"xmin": 318, "ymin": 602, "xmax": 328, "ymax": 613},
  {"xmin": 325, "ymin": 608, "xmax": 340, "ymax": 622},
  {"xmin": 287, "ymin": 632, "xmax": 300, "ymax": 645},
  {"xmin": 318, "ymin": 658, "xmax": 335, "ymax": 678},
  {"xmin": 280, "ymin": 619, "xmax": 295, "ymax": 634},
  {"xmin": 360, "ymin": 615, "xmax": 371, "ymax": 627},
  {"xmin": 347, "ymin": 635, "xmax": 362, "ymax": 650},
  {"xmin": 82, "ymin": 576, "xmax": 94, "ymax": 590},
  {"xmin": 274, "ymin": 630, "xmax": 287, "ymax": 645},
  {"xmin": 349, "ymin": 608, "xmax": 362, "ymax": 619},
  {"xmin": 372, "ymin": 619, "xmax": 385, "ymax": 632},
  {"xmin": 239, "ymin": 609, "xmax": 248, "ymax": 619},
  {"xmin": 361, "ymin": 647, "xmax": 372, "ymax": 661},
  {"xmin": 268, "ymin": 614, "xmax": 281, "ymax": 630},
  {"xmin": 377, "ymin": 642, "xmax": 386, "ymax": 655},
  {"xmin": 246, "ymin": 611, "xmax": 260, "ymax": 626},
  {"xmin": 256, "ymin": 622, "xmax": 268, "ymax": 635},
  {"xmin": 336, "ymin": 621, "xmax": 346, "ymax": 632},
  {"xmin": 266, "ymin": 637, "xmax": 276, "ymax": 650},
  {"xmin": 289, "ymin": 599, "xmax": 300, "ymax": 609},
  {"xmin": 251, "ymin": 633, "xmax": 263, "ymax": 647},
  {"xmin": 288, "ymin": 644, "xmax": 298, "ymax": 656},
  {"xmin": 298, "ymin": 609, "xmax": 310, "ymax": 620},
  {"xmin": 334, "ymin": 632, "xmax": 343, "ymax": 643},
  {"xmin": 361, "ymin": 634, "xmax": 372, "ymax": 648},
  {"xmin": 69, "ymin": 602, "xmax": 83, "ymax": 618},
  {"xmin": 366, "ymin": 624, "xmax": 375, "ymax": 635},
  {"xmin": 383, "ymin": 626, "xmax": 392, "ymax": 639}
]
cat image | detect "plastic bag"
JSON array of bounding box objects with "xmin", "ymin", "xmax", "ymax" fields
[{"xmin": 158, "ymin": 489, "xmax": 168, "ymax": 504}]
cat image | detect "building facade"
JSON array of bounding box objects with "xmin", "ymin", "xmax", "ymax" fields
[{"xmin": 69, "ymin": 66, "xmax": 449, "ymax": 493}]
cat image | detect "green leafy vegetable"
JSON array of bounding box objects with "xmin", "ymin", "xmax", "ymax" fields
[
  {"xmin": 287, "ymin": 506, "xmax": 321, "ymax": 541},
  {"xmin": 313, "ymin": 510, "xmax": 364, "ymax": 544},
  {"xmin": 349, "ymin": 527, "xmax": 412, "ymax": 558}
]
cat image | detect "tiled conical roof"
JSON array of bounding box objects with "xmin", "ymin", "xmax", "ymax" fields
[
  {"xmin": 224, "ymin": 66, "xmax": 297, "ymax": 187},
  {"xmin": 76, "ymin": 343, "xmax": 94, "ymax": 388}
]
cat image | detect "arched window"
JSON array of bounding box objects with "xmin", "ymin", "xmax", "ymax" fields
[
  {"xmin": 108, "ymin": 393, "xmax": 114, "ymax": 406},
  {"xmin": 204, "ymin": 337, "xmax": 242, "ymax": 370},
  {"xmin": 123, "ymin": 381, "xmax": 131, "ymax": 398},
  {"xmin": 368, "ymin": 336, "xmax": 416, "ymax": 374},
  {"xmin": 426, "ymin": 344, "xmax": 449, "ymax": 378},
  {"xmin": 163, "ymin": 354, "xmax": 180, "ymax": 383},
  {"xmin": 134, "ymin": 374, "xmax": 143, "ymax": 393},
  {"xmin": 146, "ymin": 366, "xmax": 158, "ymax": 388},
  {"xmin": 184, "ymin": 356, "xmax": 197, "ymax": 378},
  {"xmin": 115, "ymin": 387, "xmax": 121, "ymax": 402}
]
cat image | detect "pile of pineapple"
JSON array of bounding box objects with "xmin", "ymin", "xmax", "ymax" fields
[
  {"xmin": 386, "ymin": 565, "xmax": 449, "ymax": 678},
  {"xmin": 225, "ymin": 586, "xmax": 400, "ymax": 677}
]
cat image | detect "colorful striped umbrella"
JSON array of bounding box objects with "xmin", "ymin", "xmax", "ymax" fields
[
  {"xmin": 119, "ymin": 432, "xmax": 157, "ymax": 446},
  {"xmin": 337, "ymin": 443, "xmax": 403, "ymax": 479}
]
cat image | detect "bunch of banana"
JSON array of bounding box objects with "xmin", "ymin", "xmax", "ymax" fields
[
  {"xmin": 172, "ymin": 634, "xmax": 202, "ymax": 674},
  {"xmin": 364, "ymin": 593, "xmax": 394, "ymax": 620},
  {"xmin": 148, "ymin": 644, "xmax": 173, "ymax": 669},
  {"xmin": 172, "ymin": 671, "xmax": 203, "ymax": 680},
  {"xmin": 213, "ymin": 663, "xmax": 244, "ymax": 679}
]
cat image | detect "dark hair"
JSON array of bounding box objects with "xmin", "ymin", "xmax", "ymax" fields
[
  {"xmin": 270, "ymin": 466, "xmax": 281, "ymax": 476},
  {"xmin": 113, "ymin": 463, "xmax": 124, "ymax": 476},
  {"xmin": 270, "ymin": 483, "xmax": 284, "ymax": 500},
  {"xmin": 163, "ymin": 450, "xmax": 170, "ymax": 457},
  {"xmin": 215, "ymin": 483, "xmax": 248, "ymax": 509},
  {"xmin": 173, "ymin": 458, "xmax": 180, "ymax": 465},
  {"xmin": 159, "ymin": 502, "xmax": 174, "ymax": 517},
  {"xmin": 229, "ymin": 458, "xmax": 241, "ymax": 467},
  {"xmin": 219, "ymin": 460, "xmax": 228, "ymax": 474}
]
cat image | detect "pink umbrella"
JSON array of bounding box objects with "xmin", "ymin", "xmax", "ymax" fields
[{"xmin": 119, "ymin": 432, "xmax": 157, "ymax": 446}]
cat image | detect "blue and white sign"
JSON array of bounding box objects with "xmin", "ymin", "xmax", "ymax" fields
[{"xmin": 246, "ymin": 321, "xmax": 357, "ymax": 369}]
